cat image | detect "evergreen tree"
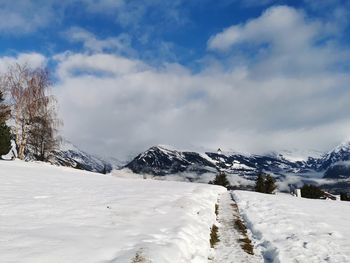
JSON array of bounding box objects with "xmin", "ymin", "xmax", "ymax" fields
[
  {"xmin": 0, "ymin": 122, "xmax": 11, "ymax": 156},
  {"xmin": 0, "ymin": 91, "xmax": 11, "ymax": 156},
  {"xmin": 210, "ymin": 171, "xmax": 230, "ymax": 188},
  {"xmin": 0, "ymin": 90, "xmax": 10, "ymax": 123},
  {"xmin": 254, "ymin": 174, "xmax": 266, "ymax": 193},
  {"xmin": 254, "ymin": 173, "xmax": 277, "ymax": 194},
  {"xmin": 265, "ymin": 175, "xmax": 277, "ymax": 194}
]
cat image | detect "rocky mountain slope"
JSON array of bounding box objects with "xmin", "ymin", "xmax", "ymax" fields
[{"xmin": 48, "ymin": 140, "xmax": 115, "ymax": 174}]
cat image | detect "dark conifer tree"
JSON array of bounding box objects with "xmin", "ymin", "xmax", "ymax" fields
[
  {"xmin": 211, "ymin": 171, "xmax": 230, "ymax": 188},
  {"xmin": 0, "ymin": 91, "xmax": 10, "ymax": 123},
  {"xmin": 265, "ymin": 175, "xmax": 277, "ymax": 194},
  {"xmin": 255, "ymin": 173, "xmax": 277, "ymax": 194},
  {"xmin": 255, "ymin": 174, "xmax": 266, "ymax": 193},
  {"xmin": 0, "ymin": 91, "xmax": 11, "ymax": 156}
]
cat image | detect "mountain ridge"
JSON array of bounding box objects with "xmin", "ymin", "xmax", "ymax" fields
[{"xmin": 124, "ymin": 142, "xmax": 350, "ymax": 180}]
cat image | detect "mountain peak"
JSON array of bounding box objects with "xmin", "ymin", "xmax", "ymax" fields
[{"xmin": 331, "ymin": 141, "xmax": 350, "ymax": 154}]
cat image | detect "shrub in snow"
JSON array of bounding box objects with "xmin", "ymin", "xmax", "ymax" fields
[
  {"xmin": 210, "ymin": 224, "xmax": 219, "ymax": 248},
  {"xmin": 300, "ymin": 184, "xmax": 324, "ymax": 199},
  {"xmin": 131, "ymin": 251, "xmax": 152, "ymax": 263},
  {"xmin": 254, "ymin": 173, "xmax": 276, "ymax": 194}
]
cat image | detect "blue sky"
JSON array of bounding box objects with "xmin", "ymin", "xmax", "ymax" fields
[
  {"xmin": 1, "ymin": 0, "xmax": 350, "ymax": 159},
  {"xmin": 2, "ymin": 0, "xmax": 345, "ymax": 67}
]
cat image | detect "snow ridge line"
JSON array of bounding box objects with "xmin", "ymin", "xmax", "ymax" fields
[{"xmin": 231, "ymin": 192, "xmax": 280, "ymax": 263}]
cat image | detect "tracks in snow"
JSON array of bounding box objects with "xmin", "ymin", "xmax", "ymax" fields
[{"xmin": 210, "ymin": 191, "xmax": 262, "ymax": 263}]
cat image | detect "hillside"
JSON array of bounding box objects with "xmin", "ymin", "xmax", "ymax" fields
[{"xmin": 0, "ymin": 160, "xmax": 225, "ymax": 262}]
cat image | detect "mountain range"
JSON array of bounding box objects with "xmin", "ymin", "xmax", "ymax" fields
[
  {"xmin": 49, "ymin": 140, "xmax": 350, "ymax": 182},
  {"xmin": 125, "ymin": 143, "xmax": 350, "ymax": 180}
]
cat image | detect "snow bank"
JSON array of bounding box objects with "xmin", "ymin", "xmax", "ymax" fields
[
  {"xmin": 0, "ymin": 160, "xmax": 225, "ymax": 263},
  {"xmin": 233, "ymin": 190, "xmax": 350, "ymax": 263}
]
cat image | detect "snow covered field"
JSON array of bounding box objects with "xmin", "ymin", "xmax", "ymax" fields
[
  {"xmin": 233, "ymin": 191, "xmax": 350, "ymax": 263},
  {"xmin": 0, "ymin": 160, "xmax": 225, "ymax": 263}
]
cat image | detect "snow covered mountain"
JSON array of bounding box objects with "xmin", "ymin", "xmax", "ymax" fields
[
  {"xmin": 35, "ymin": 139, "xmax": 350, "ymax": 179},
  {"xmin": 49, "ymin": 140, "xmax": 114, "ymax": 174},
  {"xmin": 125, "ymin": 142, "xmax": 350, "ymax": 179},
  {"xmin": 125, "ymin": 145, "xmax": 217, "ymax": 176},
  {"xmin": 320, "ymin": 142, "xmax": 350, "ymax": 179},
  {"xmin": 125, "ymin": 145, "xmax": 305, "ymax": 177}
]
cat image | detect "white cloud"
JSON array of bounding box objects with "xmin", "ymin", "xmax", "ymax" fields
[
  {"xmin": 0, "ymin": 0, "xmax": 58, "ymax": 33},
  {"xmin": 64, "ymin": 27, "xmax": 135, "ymax": 55},
  {"xmin": 208, "ymin": 5, "xmax": 350, "ymax": 78},
  {"xmin": 0, "ymin": 53, "xmax": 47, "ymax": 73},
  {"xmin": 0, "ymin": 0, "xmax": 122, "ymax": 33},
  {"xmin": 54, "ymin": 53, "xmax": 147, "ymax": 79},
  {"xmin": 53, "ymin": 48, "xmax": 350, "ymax": 159},
  {"xmin": 208, "ymin": 6, "xmax": 320, "ymax": 52}
]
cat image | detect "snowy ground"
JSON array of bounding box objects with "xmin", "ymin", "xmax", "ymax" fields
[
  {"xmin": 233, "ymin": 191, "xmax": 350, "ymax": 263},
  {"xmin": 0, "ymin": 160, "xmax": 226, "ymax": 263}
]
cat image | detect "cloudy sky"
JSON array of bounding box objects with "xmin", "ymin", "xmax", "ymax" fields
[{"xmin": 1, "ymin": 0, "xmax": 350, "ymax": 159}]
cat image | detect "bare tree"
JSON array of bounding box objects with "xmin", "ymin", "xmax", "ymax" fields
[
  {"xmin": 26, "ymin": 68, "xmax": 62, "ymax": 161},
  {"xmin": 2, "ymin": 63, "xmax": 61, "ymax": 160}
]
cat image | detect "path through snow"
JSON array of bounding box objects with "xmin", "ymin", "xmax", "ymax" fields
[{"xmin": 211, "ymin": 191, "xmax": 262, "ymax": 263}]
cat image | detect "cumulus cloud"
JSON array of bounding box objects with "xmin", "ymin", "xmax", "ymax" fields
[
  {"xmin": 208, "ymin": 6, "xmax": 320, "ymax": 51},
  {"xmin": 208, "ymin": 5, "xmax": 350, "ymax": 78}
]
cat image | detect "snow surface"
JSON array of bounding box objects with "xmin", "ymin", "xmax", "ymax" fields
[
  {"xmin": 233, "ymin": 191, "xmax": 350, "ymax": 263},
  {"xmin": 0, "ymin": 160, "xmax": 226, "ymax": 263}
]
